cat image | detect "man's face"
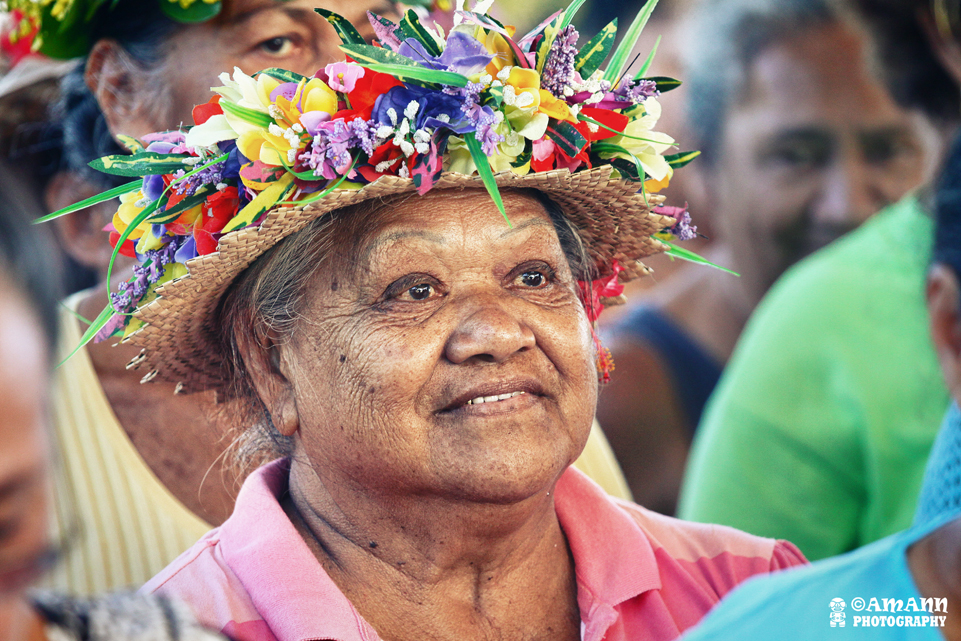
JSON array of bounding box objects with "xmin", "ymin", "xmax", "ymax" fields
[{"xmin": 710, "ymin": 20, "xmax": 942, "ymax": 303}]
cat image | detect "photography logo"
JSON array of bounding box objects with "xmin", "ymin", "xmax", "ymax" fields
[{"xmin": 830, "ymin": 598, "xmax": 847, "ymax": 627}]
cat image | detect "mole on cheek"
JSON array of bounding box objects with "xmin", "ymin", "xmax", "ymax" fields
[{"xmin": 331, "ymin": 280, "xmax": 339, "ymax": 291}]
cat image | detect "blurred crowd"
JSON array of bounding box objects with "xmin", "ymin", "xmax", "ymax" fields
[{"xmin": 0, "ymin": 0, "xmax": 959, "ymax": 639}]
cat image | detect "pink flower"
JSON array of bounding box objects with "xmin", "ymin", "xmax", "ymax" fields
[{"xmin": 324, "ymin": 62, "xmax": 365, "ymax": 93}]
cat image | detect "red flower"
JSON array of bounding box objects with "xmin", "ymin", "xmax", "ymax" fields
[
  {"xmin": 577, "ymin": 260, "xmax": 625, "ymax": 323},
  {"xmin": 108, "ymin": 231, "xmax": 137, "ymax": 258},
  {"xmin": 194, "ymin": 187, "xmax": 239, "ymax": 255},
  {"xmin": 192, "ymin": 96, "xmax": 223, "ymax": 126},
  {"xmin": 577, "ymin": 107, "xmax": 629, "ymax": 142},
  {"xmin": 334, "ymin": 71, "xmax": 404, "ymax": 121}
]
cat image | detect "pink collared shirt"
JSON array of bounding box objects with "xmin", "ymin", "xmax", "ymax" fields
[{"xmin": 144, "ymin": 460, "xmax": 805, "ymax": 641}]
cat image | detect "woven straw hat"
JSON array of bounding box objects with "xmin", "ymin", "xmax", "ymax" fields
[{"xmin": 125, "ymin": 166, "xmax": 671, "ymax": 393}]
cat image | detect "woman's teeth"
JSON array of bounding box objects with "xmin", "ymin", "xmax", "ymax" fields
[{"xmin": 466, "ymin": 391, "xmax": 526, "ymax": 405}]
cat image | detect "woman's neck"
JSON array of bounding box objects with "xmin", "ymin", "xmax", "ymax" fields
[{"xmin": 285, "ymin": 456, "xmax": 581, "ymax": 641}]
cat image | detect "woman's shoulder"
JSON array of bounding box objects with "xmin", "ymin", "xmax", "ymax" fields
[
  {"xmin": 617, "ymin": 498, "xmax": 806, "ymax": 570},
  {"xmin": 141, "ymin": 528, "xmax": 265, "ymax": 638}
]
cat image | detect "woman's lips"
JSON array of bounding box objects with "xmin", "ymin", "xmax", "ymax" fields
[
  {"xmin": 466, "ymin": 391, "xmax": 526, "ymax": 405},
  {"xmin": 439, "ymin": 379, "xmax": 546, "ymax": 413}
]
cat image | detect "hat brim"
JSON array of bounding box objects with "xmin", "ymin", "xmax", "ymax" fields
[{"xmin": 126, "ymin": 166, "xmax": 672, "ymax": 392}]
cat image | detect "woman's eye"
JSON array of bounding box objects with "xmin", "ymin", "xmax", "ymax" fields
[
  {"xmin": 519, "ymin": 271, "xmax": 547, "ymax": 288},
  {"xmin": 259, "ymin": 36, "xmax": 295, "ymax": 56},
  {"xmin": 406, "ymin": 283, "xmax": 434, "ymax": 301}
]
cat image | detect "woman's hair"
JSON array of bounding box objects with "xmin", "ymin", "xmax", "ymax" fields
[
  {"xmin": 856, "ymin": 0, "xmax": 960, "ymax": 125},
  {"xmin": 934, "ymin": 133, "xmax": 961, "ymax": 280},
  {"xmin": 215, "ymin": 190, "xmax": 593, "ymax": 472},
  {"xmin": 0, "ymin": 162, "xmax": 62, "ymax": 354},
  {"xmin": 56, "ymin": 1, "xmax": 181, "ymax": 189}
]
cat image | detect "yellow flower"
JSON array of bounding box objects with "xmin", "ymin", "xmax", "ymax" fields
[
  {"xmin": 537, "ymin": 90, "xmax": 576, "ymax": 123},
  {"xmin": 112, "ymin": 191, "xmax": 150, "ymax": 240}
]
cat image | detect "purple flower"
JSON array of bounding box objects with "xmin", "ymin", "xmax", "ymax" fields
[
  {"xmin": 541, "ymin": 25, "xmax": 579, "ymax": 98},
  {"xmin": 300, "ymin": 118, "xmax": 382, "ymax": 180},
  {"xmin": 654, "ymin": 204, "xmax": 698, "ymax": 241},
  {"xmin": 373, "ymin": 84, "xmax": 469, "ymax": 133},
  {"xmin": 397, "ymin": 32, "xmax": 492, "ymax": 76},
  {"xmin": 472, "ymin": 106, "xmax": 505, "ymax": 156},
  {"xmin": 107, "ymin": 235, "xmax": 187, "ymax": 318},
  {"xmin": 614, "ymin": 79, "xmax": 659, "ymax": 104}
]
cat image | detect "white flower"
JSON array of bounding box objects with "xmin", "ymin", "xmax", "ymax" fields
[{"xmin": 184, "ymin": 114, "xmax": 239, "ymax": 149}]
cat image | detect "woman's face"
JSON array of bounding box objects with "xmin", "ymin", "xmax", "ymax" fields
[
  {"xmin": 0, "ymin": 278, "xmax": 51, "ymax": 638},
  {"xmin": 154, "ymin": 0, "xmax": 394, "ymax": 127},
  {"xmin": 272, "ymin": 191, "xmax": 597, "ymax": 503},
  {"xmin": 711, "ymin": 20, "xmax": 942, "ymax": 303}
]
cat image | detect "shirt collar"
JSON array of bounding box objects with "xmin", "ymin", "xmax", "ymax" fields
[
  {"xmin": 555, "ymin": 467, "xmax": 661, "ymax": 611},
  {"xmin": 219, "ymin": 461, "xmax": 659, "ymax": 640},
  {"xmin": 219, "ymin": 459, "xmax": 372, "ymax": 641}
]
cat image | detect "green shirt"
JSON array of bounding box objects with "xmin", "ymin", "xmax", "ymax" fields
[{"xmin": 678, "ymin": 195, "xmax": 948, "ymax": 561}]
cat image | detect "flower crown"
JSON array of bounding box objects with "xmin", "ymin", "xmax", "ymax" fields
[{"xmin": 41, "ymin": 0, "xmax": 713, "ymax": 365}]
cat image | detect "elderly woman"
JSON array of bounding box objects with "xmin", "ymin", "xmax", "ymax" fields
[
  {"xmin": 11, "ymin": 0, "xmax": 630, "ymax": 597},
  {"xmin": 47, "ymin": 2, "xmax": 806, "ymax": 639}
]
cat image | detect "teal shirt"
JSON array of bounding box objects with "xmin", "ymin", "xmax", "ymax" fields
[{"xmin": 678, "ymin": 195, "xmax": 948, "ymax": 561}]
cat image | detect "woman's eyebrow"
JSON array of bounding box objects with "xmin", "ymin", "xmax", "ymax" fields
[
  {"xmin": 360, "ymin": 230, "xmax": 448, "ymax": 263},
  {"xmin": 498, "ymin": 217, "xmax": 553, "ymax": 239}
]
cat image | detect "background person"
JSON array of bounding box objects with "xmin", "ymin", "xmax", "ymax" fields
[
  {"xmin": 0, "ymin": 161, "xmax": 228, "ymax": 641},
  {"xmin": 677, "ymin": 0, "xmax": 961, "ymax": 561},
  {"xmin": 595, "ymin": 0, "xmax": 943, "ymax": 512},
  {"xmin": 679, "ymin": 133, "xmax": 961, "ymax": 641}
]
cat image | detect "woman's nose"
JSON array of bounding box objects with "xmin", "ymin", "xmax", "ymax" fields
[
  {"xmin": 444, "ymin": 295, "xmax": 536, "ymax": 365},
  {"xmin": 813, "ymin": 152, "xmax": 878, "ymax": 227}
]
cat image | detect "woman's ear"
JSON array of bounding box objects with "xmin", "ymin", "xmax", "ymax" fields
[
  {"xmin": 238, "ymin": 328, "xmax": 300, "ymax": 437},
  {"xmin": 927, "ymin": 264, "xmax": 961, "ymax": 403},
  {"xmin": 45, "ymin": 171, "xmax": 116, "ymax": 278},
  {"xmin": 84, "ymin": 39, "xmax": 162, "ymax": 140}
]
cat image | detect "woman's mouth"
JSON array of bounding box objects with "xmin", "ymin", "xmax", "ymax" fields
[{"xmin": 466, "ymin": 391, "xmax": 526, "ymax": 405}]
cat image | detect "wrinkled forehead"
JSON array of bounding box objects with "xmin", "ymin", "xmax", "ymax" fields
[{"xmin": 338, "ymin": 189, "xmax": 559, "ymax": 274}]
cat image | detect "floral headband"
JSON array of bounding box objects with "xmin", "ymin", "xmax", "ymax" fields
[{"xmin": 40, "ymin": 0, "xmax": 718, "ymax": 376}]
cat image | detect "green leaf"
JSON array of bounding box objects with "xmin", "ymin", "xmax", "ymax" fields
[
  {"xmin": 511, "ymin": 140, "xmax": 533, "ymax": 168},
  {"xmin": 575, "ymin": 19, "xmax": 617, "ymax": 77},
  {"xmin": 116, "ymin": 135, "xmax": 146, "ymax": 154},
  {"xmin": 662, "ymin": 240, "xmax": 739, "ymax": 276},
  {"xmin": 220, "ymin": 99, "xmax": 274, "ymax": 128},
  {"xmin": 635, "ymin": 35, "xmax": 661, "ymax": 79},
  {"xmin": 149, "ymin": 187, "xmax": 214, "ymax": 224},
  {"xmin": 362, "ymin": 63, "xmax": 469, "ymax": 88},
  {"xmin": 398, "ymin": 9, "xmax": 442, "ymax": 57},
  {"xmin": 339, "ymin": 43, "xmax": 419, "ymax": 67},
  {"xmin": 546, "ymin": 121, "xmax": 587, "ymax": 158},
  {"xmin": 56, "ymin": 304, "xmax": 117, "ymax": 369},
  {"xmin": 560, "ymin": 0, "xmax": 589, "ymax": 29},
  {"xmin": 603, "ymin": 0, "xmax": 659, "ymax": 84},
  {"xmin": 592, "ymin": 141, "xmax": 646, "ymax": 180},
  {"xmin": 647, "ymin": 76, "xmax": 682, "ymax": 92},
  {"xmin": 34, "ymin": 180, "xmax": 141, "ymax": 223},
  {"xmin": 464, "ymin": 133, "xmax": 510, "ymax": 227},
  {"xmin": 222, "ymin": 173, "xmax": 296, "ymax": 233},
  {"xmin": 161, "ymin": 0, "xmax": 222, "ymax": 23},
  {"xmin": 258, "ymin": 68, "xmax": 307, "ymax": 84},
  {"xmin": 665, "ymin": 150, "xmax": 700, "ymax": 169},
  {"xmin": 609, "ymin": 157, "xmax": 643, "ymax": 181},
  {"xmin": 315, "ymin": 7, "xmax": 366, "ymax": 45},
  {"xmin": 89, "ymin": 152, "xmax": 191, "ymax": 177},
  {"xmin": 281, "ymin": 158, "xmax": 357, "ymax": 205}
]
